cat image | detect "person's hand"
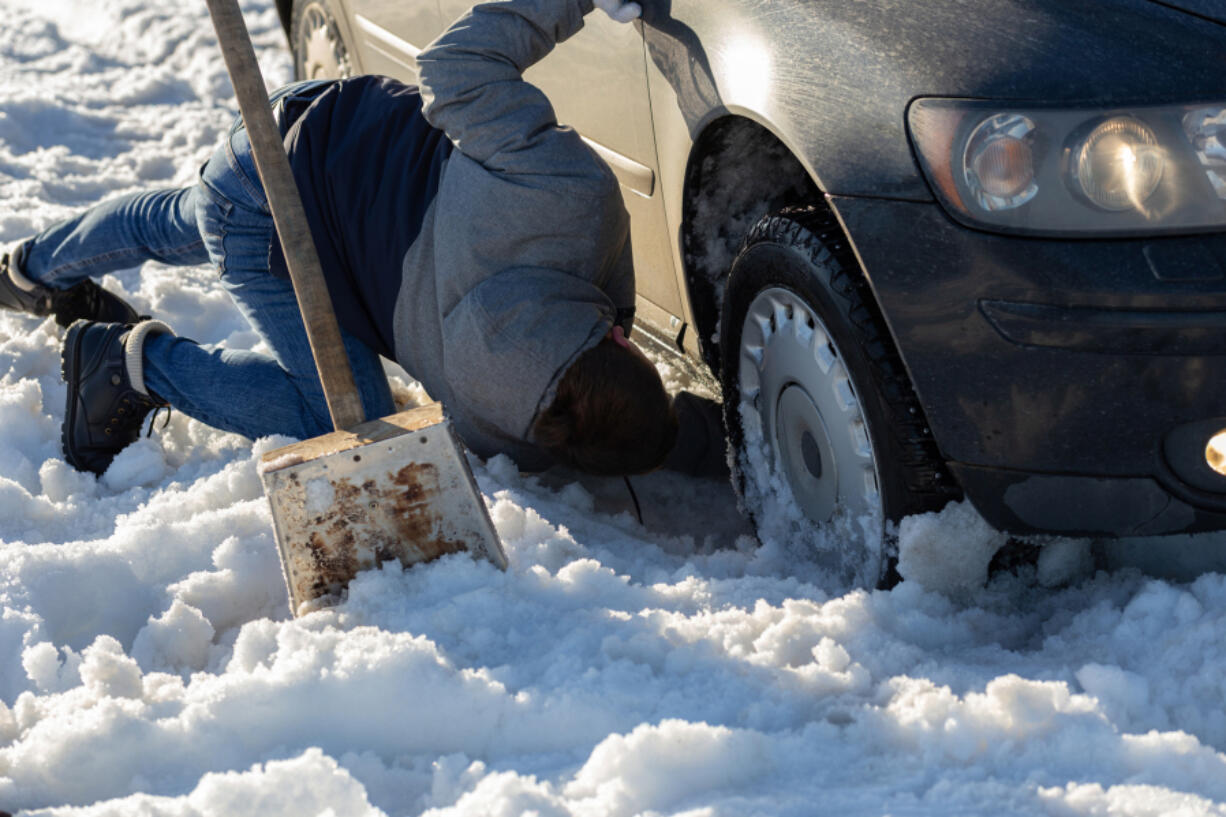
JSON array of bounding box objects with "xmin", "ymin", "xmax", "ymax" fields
[{"xmin": 594, "ymin": 0, "xmax": 642, "ymax": 23}]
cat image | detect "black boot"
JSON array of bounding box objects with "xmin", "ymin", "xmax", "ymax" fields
[
  {"xmin": 662, "ymin": 391, "xmax": 731, "ymax": 480},
  {"xmin": 61, "ymin": 319, "xmax": 172, "ymax": 475},
  {"xmin": 2, "ymin": 247, "xmax": 142, "ymax": 327}
]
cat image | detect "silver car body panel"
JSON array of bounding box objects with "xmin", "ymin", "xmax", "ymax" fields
[{"xmin": 339, "ymin": 0, "xmax": 688, "ymax": 327}]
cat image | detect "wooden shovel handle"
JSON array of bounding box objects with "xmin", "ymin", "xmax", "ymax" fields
[{"xmin": 203, "ymin": 0, "xmax": 365, "ymax": 431}]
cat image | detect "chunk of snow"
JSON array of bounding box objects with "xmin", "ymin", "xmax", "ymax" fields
[{"xmin": 897, "ymin": 501, "xmax": 1006, "ymax": 593}]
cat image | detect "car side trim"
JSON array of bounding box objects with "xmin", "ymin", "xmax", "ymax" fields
[
  {"xmin": 581, "ymin": 136, "xmax": 655, "ymax": 198},
  {"xmin": 980, "ymin": 299, "xmax": 1226, "ymax": 355},
  {"xmin": 354, "ymin": 13, "xmax": 419, "ymax": 70}
]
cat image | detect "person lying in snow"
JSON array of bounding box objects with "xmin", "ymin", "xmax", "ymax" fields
[{"xmin": 0, "ymin": 0, "xmax": 711, "ymax": 480}]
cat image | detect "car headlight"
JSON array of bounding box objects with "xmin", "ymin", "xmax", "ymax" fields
[{"xmin": 909, "ymin": 98, "xmax": 1226, "ymax": 236}]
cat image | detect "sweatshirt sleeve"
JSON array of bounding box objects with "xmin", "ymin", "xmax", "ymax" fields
[{"xmin": 416, "ymin": 0, "xmax": 598, "ymax": 175}]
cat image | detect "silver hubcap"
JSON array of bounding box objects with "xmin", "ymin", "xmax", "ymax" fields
[
  {"xmin": 738, "ymin": 287, "xmax": 880, "ymax": 523},
  {"xmin": 298, "ymin": 3, "xmax": 350, "ymax": 79}
]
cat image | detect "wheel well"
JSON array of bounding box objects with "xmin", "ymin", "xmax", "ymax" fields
[{"xmin": 681, "ymin": 117, "xmax": 821, "ymax": 372}]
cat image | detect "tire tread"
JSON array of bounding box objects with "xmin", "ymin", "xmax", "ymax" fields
[{"xmin": 736, "ymin": 205, "xmax": 959, "ymax": 512}]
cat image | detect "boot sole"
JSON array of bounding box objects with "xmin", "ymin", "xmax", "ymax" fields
[{"xmin": 61, "ymin": 320, "xmax": 89, "ymax": 472}]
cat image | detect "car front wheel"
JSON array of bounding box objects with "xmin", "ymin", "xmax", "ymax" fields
[
  {"xmin": 719, "ymin": 206, "xmax": 955, "ymax": 589},
  {"xmin": 291, "ymin": 0, "xmax": 353, "ymax": 81}
]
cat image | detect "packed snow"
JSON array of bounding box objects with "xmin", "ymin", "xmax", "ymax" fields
[{"xmin": 2, "ymin": 0, "xmax": 1226, "ymax": 814}]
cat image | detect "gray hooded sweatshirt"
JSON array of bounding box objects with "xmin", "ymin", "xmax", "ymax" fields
[{"xmin": 392, "ymin": 0, "xmax": 635, "ymax": 470}]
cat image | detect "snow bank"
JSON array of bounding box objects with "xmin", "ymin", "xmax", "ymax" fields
[{"xmin": 2, "ymin": 0, "xmax": 1226, "ymax": 815}]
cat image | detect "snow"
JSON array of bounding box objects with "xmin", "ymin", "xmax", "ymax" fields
[
  {"xmin": 898, "ymin": 500, "xmax": 1007, "ymax": 595},
  {"xmin": 2, "ymin": 0, "xmax": 1226, "ymax": 814},
  {"xmin": 732, "ymin": 400, "xmax": 886, "ymax": 591}
]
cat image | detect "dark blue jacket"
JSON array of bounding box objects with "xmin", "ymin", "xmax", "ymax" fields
[{"xmin": 270, "ymin": 76, "xmax": 453, "ymax": 360}]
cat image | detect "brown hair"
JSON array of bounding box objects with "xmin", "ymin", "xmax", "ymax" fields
[{"xmin": 532, "ymin": 336, "xmax": 678, "ymax": 476}]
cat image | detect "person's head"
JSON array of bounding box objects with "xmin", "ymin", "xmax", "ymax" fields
[{"xmin": 532, "ymin": 327, "xmax": 678, "ymax": 476}]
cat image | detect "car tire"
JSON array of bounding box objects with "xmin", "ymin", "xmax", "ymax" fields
[
  {"xmin": 719, "ymin": 206, "xmax": 956, "ymax": 589},
  {"xmin": 290, "ymin": 0, "xmax": 354, "ymax": 81}
]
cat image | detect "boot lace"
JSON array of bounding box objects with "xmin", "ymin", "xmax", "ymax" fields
[
  {"xmin": 623, "ymin": 475, "xmax": 643, "ymax": 526},
  {"xmin": 145, "ymin": 405, "xmax": 172, "ymax": 437},
  {"xmin": 102, "ymin": 393, "xmax": 167, "ymax": 439}
]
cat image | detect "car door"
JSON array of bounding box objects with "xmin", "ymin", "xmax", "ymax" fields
[
  {"xmin": 432, "ymin": 1, "xmax": 686, "ymax": 335},
  {"xmin": 344, "ymin": 0, "xmax": 443, "ymax": 78}
]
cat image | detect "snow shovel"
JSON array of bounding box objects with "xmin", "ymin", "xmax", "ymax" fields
[{"xmin": 203, "ymin": 0, "xmax": 507, "ymax": 616}]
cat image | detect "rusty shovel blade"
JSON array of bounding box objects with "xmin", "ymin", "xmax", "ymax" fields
[{"xmin": 258, "ymin": 402, "xmax": 508, "ymax": 616}]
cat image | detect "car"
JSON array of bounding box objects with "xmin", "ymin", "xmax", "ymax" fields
[{"xmin": 276, "ymin": 0, "xmax": 1226, "ymax": 587}]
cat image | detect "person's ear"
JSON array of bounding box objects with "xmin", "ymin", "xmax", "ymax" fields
[{"xmin": 611, "ymin": 324, "xmax": 631, "ymax": 349}]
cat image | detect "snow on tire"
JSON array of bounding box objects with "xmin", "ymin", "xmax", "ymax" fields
[{"xmin": 719, "ymin": 205, "xmax": 957, "ymax": 590}]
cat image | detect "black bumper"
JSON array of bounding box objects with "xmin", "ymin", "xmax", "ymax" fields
[{"xmin": 829, "ymin": 194, "xmax": 1226, "ymax": 536}]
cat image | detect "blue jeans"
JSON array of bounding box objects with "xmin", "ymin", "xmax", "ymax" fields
[{"xmin": 19, "ymin": 108, "xmax": 395, "ymax": 441}]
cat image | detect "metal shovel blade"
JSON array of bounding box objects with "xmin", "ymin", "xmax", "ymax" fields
[{"xmin": 259, "ymin": 402, "xmax": 508, "ymax": 616}]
